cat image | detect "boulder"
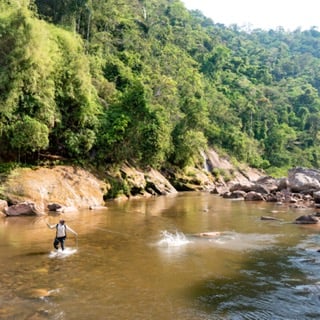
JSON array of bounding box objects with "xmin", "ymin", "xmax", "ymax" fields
[
  {"xmin": 261, "ymin": 216, "xmax": 282, "ymax": 221},
  {"xmin": 265, "ymin": 194, "xmax": 277, "ymax": 202},
  {"xmin": 120, "ymin": 163, "xmax": 146, "ymax": 195},
  {"xmin": 229, "ymin": 180, "xmax": 271, "ymax": 195},
  {"xmin": 47, "ymin": 203, "xmax": 63, "ymax": 212},
  {"xmin": 2, "ymin": 166, "xmax": 108, "ymax": 212},
  {"xmin": 230, "ymin": 175, "xmax": 282, "ymax": 194},
  {"xmin": 4, "ymin": 202, "xmax": 38, "ymax": 216},
  {"xmin": 251, "ymin": 184, "xmax": 271, "ymax": 194},
  {"xmin": 288, "ymin": 167, "xmax": 320, "ymax": 193},
  {"xmin": 265, "ymin": 192, "xmax": 283, "ymax": 202},
  {"xmin": 211, "ymin": 184, "xmax": 229, "ymax": 195},
  {"xmin": 145, "ymin": 168, "xmax": 177, "ymax": 195},
  {"xmin": 313, "ymin": 191, "xmax": 320, "ymax": 204},
  {"xmin": 254, "ymin": 176, "xmax": 280, "ymax": 193},
  {"xmin": 244, "ymin": 191, "xmax": 265, "ymax": 201},
  {"xmin": 294, "ymin": 214, "xmax": 319, "ymax": 224},
  {"xmin": 222, "ymin": 190, "xmax": 246, "ymax": 199},
  {"xmin": 229, "ymin": 182, "xmax": 255, "ymax": 193},
  {"xmin": 278, "ymin": 177, "xmax": 289, "ymax": 191},
  {"xmin": 221, "ymin": 191, "xmax": 232, "ymax": 198}
]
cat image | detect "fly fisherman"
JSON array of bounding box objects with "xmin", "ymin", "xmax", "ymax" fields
[{"xmin": 47, "ymin": 219, "xmax": 78, "ymax": 250}]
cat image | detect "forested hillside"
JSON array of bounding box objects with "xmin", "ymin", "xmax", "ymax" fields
[{"xmin": 1, "ymin": 0, "xmax": 320, "ymax": 176}]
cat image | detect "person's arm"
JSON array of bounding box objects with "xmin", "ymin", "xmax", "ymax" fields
[
  {"xmin": 66, "ymin": 225, "xmax": 78, "ymax": 236},
  {"xmin": 47, "ymin": 223, "xmax": 56, "ymax": 229}
]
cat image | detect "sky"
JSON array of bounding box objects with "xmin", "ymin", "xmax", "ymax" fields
[{"xmin": 182, "ymin": 0, "xmax": 320, "ymax": 31}]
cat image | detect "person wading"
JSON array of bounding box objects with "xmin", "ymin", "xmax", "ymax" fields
[{"xmin": 47, "ymin": 219, "xmax": 78, "ymax": 250}]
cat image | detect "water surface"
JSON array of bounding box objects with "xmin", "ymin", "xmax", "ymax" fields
[{"xmin": 1, "ymin": 192, "xmax": 320, "ymax": 319}]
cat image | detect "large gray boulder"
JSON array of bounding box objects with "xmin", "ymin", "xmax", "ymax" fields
[
  {"xmin": 254, "ymin": 176, "xmax": 280, "ymax": 193},
  {"xmin": 288, "ymin": 167, "xmax": 320, "ymax": 193},
  {"xmin": 230, "ymin": 176, "xmax": 279, "ymax": 195}
]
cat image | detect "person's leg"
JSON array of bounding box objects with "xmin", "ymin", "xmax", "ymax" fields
[
  {"xmin": 54, "ymin": 238, "xmax": 59, "ymax": 250},
  {"xmin": 60, "ymin": 237, "xmax": 66, "ymax": 250}
]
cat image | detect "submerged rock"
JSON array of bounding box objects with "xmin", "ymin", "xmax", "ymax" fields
[
  {"xmin": 294, "ymin": 214, "xmax": 319, "ymax": 224},
  {"xmin": 260, "ymin": 216, "xmax": 282, "ymax": 221}
]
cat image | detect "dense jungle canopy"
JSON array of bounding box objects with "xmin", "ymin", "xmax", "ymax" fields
[{"xmin": 1, "ymin": 0, "xmax": 320, "ymax": 175}]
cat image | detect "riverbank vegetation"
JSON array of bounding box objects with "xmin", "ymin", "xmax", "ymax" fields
[{"xmin": 1, "ymin": 0, "xmax": 320, "ymax": 177}]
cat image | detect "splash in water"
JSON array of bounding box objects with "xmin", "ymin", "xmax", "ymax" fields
[
  {"xmin": 157, "ymin": 230, "xmax": 191, "ymax": 247},
  {"xmin": 49, "ymin": 247, "xmax": 77, "ymax": 259}
]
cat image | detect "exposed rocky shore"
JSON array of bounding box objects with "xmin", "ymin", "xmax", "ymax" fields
[
  {"xmin": 0, "ymin": 149, "xmax": 256, "ymax": 215},
  {"xmin": 1, "ymin": 149, "xmax": 320, "ymax": 225},
  {"xmin": 220, "ymin": 167, "xmax": 320, "ymax": 225}
]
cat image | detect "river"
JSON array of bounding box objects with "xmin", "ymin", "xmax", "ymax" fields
[{"xmin": 1, "ymin": 192, "xmax": 320, "ymax": 320}]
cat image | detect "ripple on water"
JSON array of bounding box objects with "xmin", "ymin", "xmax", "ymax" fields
[
  {"xmin": 213, "ymin": 285, "xmax": 320, "ymax": 320},
  {"xmin": 189, "ymin": 238, "xmax": 320, "ymax": 320}
]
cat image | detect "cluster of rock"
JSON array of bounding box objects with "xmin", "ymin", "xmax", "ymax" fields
[
  {"xmin": 0, "ymin": 149, "xmax": 261, "ymax": 216},
  {"xmin": 114, "ymin": 164, "xmax": 178, "ymax": 197},
  {"xmin": 2, "ymin": 159, "xmax": 320, "ymax": 225},
  {"xmin": 220, "ymin": 167, "xmax": 320, "ymax": 224},
  {"xmin": 0, "ymin": 164, "xmax": 178, "ymax": 216},
  {"xmin": 1, "ymin": 201, "xmax": 107, "ymax": 216}
]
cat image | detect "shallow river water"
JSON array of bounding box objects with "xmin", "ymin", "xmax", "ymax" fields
[{"xmin": 1, "ymin": 192, "xmax": 320, "ymax": 320}]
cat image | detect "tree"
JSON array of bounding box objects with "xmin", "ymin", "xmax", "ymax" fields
[
  {"xmin": 171, "ymin": 125, "xmax": 207, "ymax": 167},
  {"xmin": 10, "ymin": 116, "xmax": 49, "ymax": 161},
  {"xmin": 264, "ymin": 124, "xmax": 297, "ymax": 167}
]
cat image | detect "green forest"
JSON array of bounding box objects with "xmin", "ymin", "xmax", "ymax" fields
[{"xmin": 2, "ymin": 0, "xmax": 320, "ymax": 176}]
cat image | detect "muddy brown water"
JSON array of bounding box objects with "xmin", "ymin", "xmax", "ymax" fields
[{"xmin": 1, "ymin": 192, "xmax": 320, "ymax": 320}]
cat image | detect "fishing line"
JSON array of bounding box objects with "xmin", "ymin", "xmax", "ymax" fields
[
  {"xmin": 75, "ymin": 235, "xmax": 78, "ymax": 249},
  {"xmin": 92, "ymin": 227, "xmax": 128, "ymax": 236}
]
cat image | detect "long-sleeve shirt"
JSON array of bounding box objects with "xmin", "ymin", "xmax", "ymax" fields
[{"xmin": 47, "ymin": 223, "xmax": 78, "ymax": 237}]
